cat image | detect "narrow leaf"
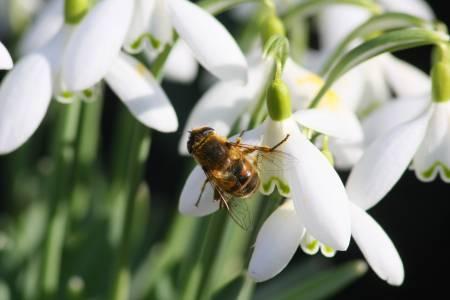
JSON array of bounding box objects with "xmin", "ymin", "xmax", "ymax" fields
[
  {"xmin": 276, "ymin": 260, "xmax": 368, "ymax": 300},
  {"xmin": 320, "ymin": 12, "xmax": 432, "ymax": 75},
  {"xmin": 309, "ymin": 28, "xmax": 449, "ymax": 108},
  {"xmin": 282, "ymin": 0, "xmax": 381, "ymax": 22}
]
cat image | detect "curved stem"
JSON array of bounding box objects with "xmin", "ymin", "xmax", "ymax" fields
[{"xmin": 281, "ymin": 0, "xmax": 381, "ymax": 22}]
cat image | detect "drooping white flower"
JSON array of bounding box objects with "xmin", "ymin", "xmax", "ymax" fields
[
  {"xmin": 347, "ymin": 97, "xmax": 449, "ymax": 211},
  {"xmin": 249, "ymin": 195, "xmax": 403, "ymax": 285},
  {"xmin": 124, "ymin": 0, "xmax": 248, "ymax": 84},
  {"xmin": 0, "ymin": 0, "xmax": 178, "ymax": 154},
  {"xmin": 179, "ymin": 114, "xmax": 353, "ymax": 251},
  {"xmin": 0, "ymin": 41, "xmax": 13, "ymax": 70}
]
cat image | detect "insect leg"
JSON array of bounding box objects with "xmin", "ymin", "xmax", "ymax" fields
[
  {"xmin": 195, "ymin": 178, "xmax": 209, "ymax": 207},
  {"xmin": 270, "ymin": 134, "xmax": 290, "ymax": 151}
]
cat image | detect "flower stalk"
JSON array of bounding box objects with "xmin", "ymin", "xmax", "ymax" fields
[
  {"xmin": 431, "ymin": 43, "xmax": 450, "ymax": 102},
  {"xmin": 39, "ymin": 100, "xmax": 82, "ymax": 300}
]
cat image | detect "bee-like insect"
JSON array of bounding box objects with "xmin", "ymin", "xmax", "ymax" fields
[{"xmin": 187, "ymin": 126, "xmax": 289, "ymax": 229}]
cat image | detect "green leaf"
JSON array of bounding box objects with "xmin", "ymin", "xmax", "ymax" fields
[
  {"xmin": 0, "ymin": 281, "xmax": 10, "ymax": 300},
  {"xmin": 321, "ymin": 12, "xmax": 432, "ymax": 75},
  {"xmin": 211, "ymin": 274, "xmax": 247, "ymax": 300},
  {"xmin": 275, "ymin": 260, "xmax": 368, "ymax": 300},
  {"xmin": 282, "ymin": 0, "xmax": 381, "ymax": 22},
  {"xmin": 309, "ymin": 28, "xmax": 449, "ymax": 108},
  {"xmin": 199, "ymin": 0, "xmax": 262, "ymax": 15}
]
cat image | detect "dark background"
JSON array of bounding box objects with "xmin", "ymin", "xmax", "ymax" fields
[{"xmin": 1, "ymin": 0, "xmax": 449, "ymax": 299}]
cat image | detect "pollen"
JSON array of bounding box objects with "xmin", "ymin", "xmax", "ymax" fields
[{"xmin": 296, "ymin": 74, "xmax": 342, "ymax": 111}]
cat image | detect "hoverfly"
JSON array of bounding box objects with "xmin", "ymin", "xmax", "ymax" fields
[{"xmin": 187, "ymin": 126, "xmax": 290, "ymax": 230}]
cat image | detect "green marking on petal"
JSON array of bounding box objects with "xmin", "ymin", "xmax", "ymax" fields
[
  {"xmin": 306, "ymin": 240, "xmax": 318, "ymax": 252},
  {"xmin": 82, "ymin": 89, "xmax": 93, "ymax": 98},
  {"xmin": 321, "ymin": 245, "xmax": 336, "ymax": 257},
  {"xmin": 262, "ymin": 176, "xmax": 290, "ymax": 196},
  {"xmin": 131, "ymin": 33, "xmax": 161, "ymax": 51},
  {"xmin": 357, "ymin": 101, "xmax": 382, "ymax": 119},
  {"xmin": 421, "ymin": 161, "xmax": 450, "ymax": 180}
]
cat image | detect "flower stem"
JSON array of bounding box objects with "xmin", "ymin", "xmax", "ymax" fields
[
  {"xmin": 108, "ymin": 112, "xmax": 151, "ymax": 300},
  {"xmin": 39, "ymin": 100, "xmax": 82, "ymax": 300}
]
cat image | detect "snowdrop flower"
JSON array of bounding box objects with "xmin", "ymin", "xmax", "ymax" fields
[
  {"xmin": 180, "ymin": 57, "xmax": 354, "ymax": 251},
  {"xmin": 0, "ymin": 42, "xmax": 13, "ymax": 70},
  {"xmin": 249, "ymin": 196, "xmax": 403, "ymax": 285},
  {"xmin": 0, "ymin": 0, "xmax": 178, "ymax": 154},
  {"xmin": 124, "ymin": 0, "xmax": 247, "ymax": 84},
  {"xmin": 346, "ymin": 48, "xmax": 450, "ymax": 212}
]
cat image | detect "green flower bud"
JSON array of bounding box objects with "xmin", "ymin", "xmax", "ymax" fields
[
  {"xmin": 267, "ymin": 79, "xmax": 292, "ymax": 121},
  {"xmin": 65, "ymin": 0, "xmax": 89, "ymax": 24},
  {"xmin": 261, "ymin": 15, "xmax": 286, "ymax": 45}
]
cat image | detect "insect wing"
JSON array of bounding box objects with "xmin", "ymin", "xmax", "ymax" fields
[
  {"xmin": 227, "ymin": 198, "xmax": 253, "ymax": 231},
  {"xmin": 255, "ymin": 149, "xmax": 297, "ymax": 173},
  {"xmin": 209, "ymin": 177, "xmax": 253, "ymax": 231}
]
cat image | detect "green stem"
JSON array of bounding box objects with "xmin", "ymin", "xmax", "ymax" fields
[
  {"xmin": 281, "ymin": 0, "xmax": 381, "ymax": 22},
  {"xmin": 109, "ymin": 115, "xmax": 151, "ymax": 300},
  {"xmin": 39, "ymin": 101, "xmax": 82, "ymax": 300},
  {"xmin": 320, "ymin": 12, "xmax": 430, "ymax": 76}
]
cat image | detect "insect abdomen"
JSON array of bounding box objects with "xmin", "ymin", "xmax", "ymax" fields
[{"xmin": 226, "ymin": 159, "xmax": 260, "ymax": 198}]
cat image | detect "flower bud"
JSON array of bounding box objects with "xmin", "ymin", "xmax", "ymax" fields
[
  {"xmin": 266, "ymin": 79, "xmax": 291, "ymax": 121},
  {"xmin": 65, "ymin": 0, "xmax": 89, "ymax": 24}
]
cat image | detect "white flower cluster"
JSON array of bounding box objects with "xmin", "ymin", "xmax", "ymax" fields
[
  {"xmin": 178, "ymin": 0, "xmax": 449, "ymax": 287},
  {"xmin": 0, "ymin": 0, "xmax": 247, "ymax": 154},
  {"xmin": 0, "ymin": 0, "xmax": 448, "ymax": 290}
]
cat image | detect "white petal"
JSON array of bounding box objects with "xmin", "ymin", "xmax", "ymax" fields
[
  {"xmin": 269, "ymin": 119, "xmax": 351, "ymax": 250},
  {"xmin": 350, "ymin": 202, "xmax": 404, "ymax": 286},
  {"xmin": 164, "ymin": 40, "xmax": 198, "ymax": 83},
  {"xmin": 179, "ymin": 166, "xmax": 219, "ymax": 216},
  {"xmin": 382, "ymin": 54, "xmax": 430, "ymax": 97},
  {"xmin": 18, "ymin": 0, "xmax": 64, "ymax": 56},
  {"xmin": 378, "ymin": 0, "xmax": 435, "ymax": 21},
  {"xmin": 123, "ymin": 0, "xmax": 155, "ymax": 53},
  {"xmin": 357, "ymin": 56, "xmax": 391, "ymax": 113},
  {"xmin": 332, "ymin": 68, "xmax": 366, "ymax": 112},
  {"xmin": 168, "ymin": 0, "xmax": 247, "ymax": 83},
  {"xmin": 317, "ymin": 5, "xmax": 370, "ymax": 50},
  {"xmin": 0, "ymin": 42, "xmax": 13, "ymax": 70},
  {"xmin": 362, "ymin": 96, "xmax": 430, "ymax": 145},
  {"xmin": 282, "ymin": 59, "xmax": 349, "ymax": 112},
  {"xmin": 150, "ymin": 0, "xmax": 173, "ymax": 48},
  {"xmin": 347, "ymin": 105, "xmax": 433, "ymax": 210},
  {"xmin": 105, "ymin": 53, "xmax": 178, "ymax": 132},
  {"xmin": 248, "ymin": 200, "xmax": 305, "ymax": 282},
  {"xmin": 0, "ymin": 54, "xmax": 52, "ymax": 154},
  {"xmin": 282, "ymin": 58, "xmax": 320, "ymax": 110},
  {"xmin": 293, "ymin": 108, "xmax": 363, "ymax": 142},
  {"xmin": 62, "ymin": 0, "xmax": 134, "ymax": 91},
  {"xmin": 330, "ymin": 139, "xmax": 364, "ymax": 170},
  {"xmin": 178, "ymin": 60, "xmax": 270, "ymax": 155},
  {"xmin": 413, "ymin": 102, "xmax": 450, "ymax": 182}
]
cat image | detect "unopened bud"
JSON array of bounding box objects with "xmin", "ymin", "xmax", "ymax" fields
[
  {"xmin": 267, "ymin": 79, "xmax": 292, "ymax": 121},
  {"xmin": 65, "ymin": 0, "xmax": 89, "ymax": 24}
]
